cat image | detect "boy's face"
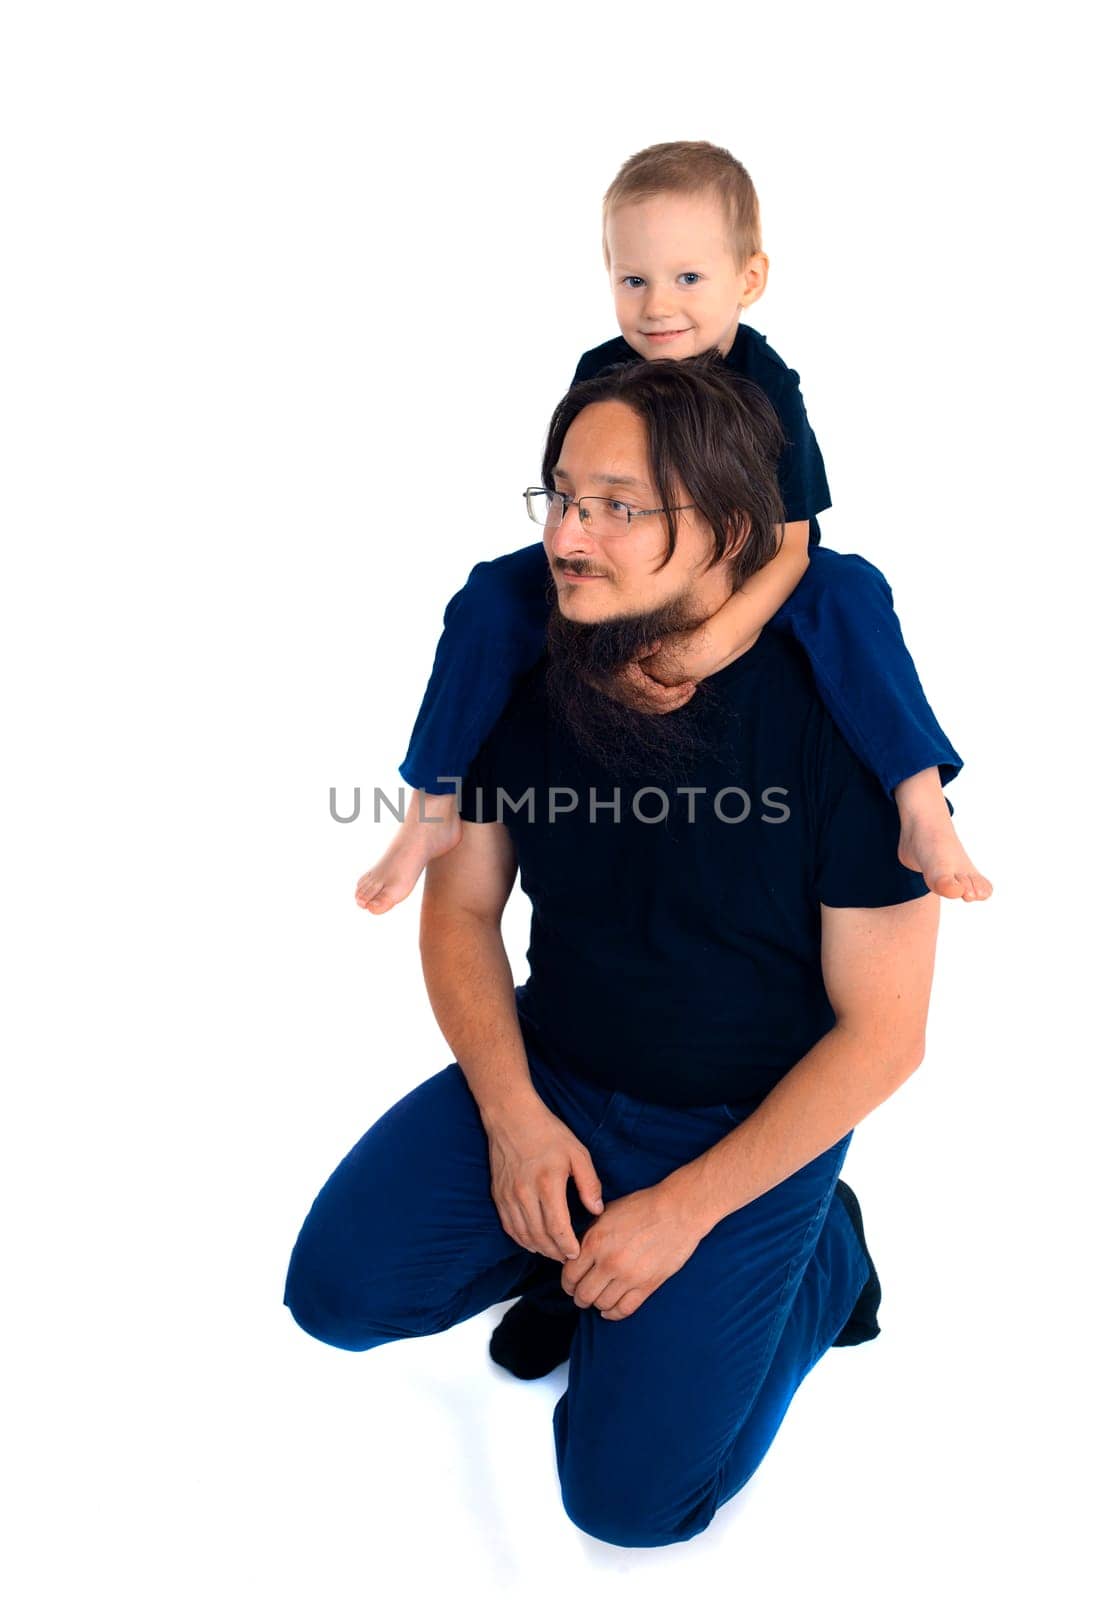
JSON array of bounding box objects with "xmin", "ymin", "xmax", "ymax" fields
[{"xmin": 605, "ymin": 190, "xmax": 767, "ymax": 362}]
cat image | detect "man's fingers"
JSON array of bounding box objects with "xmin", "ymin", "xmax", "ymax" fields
[
  {"xmin": 538, "ymin": 1186, "xmax": 580, "ymax": 1260},
  {"xmin": 517, "ymin": 1192, "xmax": 562, "ymax": 1261},
  {"xmin": 507, "ymin": 1201, "xmax": 532, "ymax": 1252},
  {"xmin": 570, "ymin": 1154, "xmax": 604, "ymax": 1218}
]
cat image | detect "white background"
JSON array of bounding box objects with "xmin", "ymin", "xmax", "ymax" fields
[{"xmin": 3, "ymin": 2, "xmax": 1107, "ymax": 1595}]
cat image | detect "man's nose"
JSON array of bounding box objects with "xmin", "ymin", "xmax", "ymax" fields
[{"xmin": 548, "ymin": 502, "xmax": 597, "ymax": 559}]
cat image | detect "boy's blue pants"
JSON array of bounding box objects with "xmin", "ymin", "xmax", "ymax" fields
[
  {"xmin": 400, "ymin": 540, "xmax": 962, "ymax": 797},
  {"xmin": 283, "ymin": 1029, "xmax": 868, "ymax": 1548}
]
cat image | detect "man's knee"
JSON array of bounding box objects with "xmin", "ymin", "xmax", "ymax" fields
[
  {"xmin": 282, "ymin": 1237, "xmax": 381, "ymax": 1352},
  {"xmin": 282, "ymin": 1228, "xmax": 435, "ymax": 1354},
  {"xmin": 558, "ymin": 1472, "xmax": 719, "ymax": 1549},
  {"xmin": 555, "ymin": 1401, "xmax": 720, "ymax": 1548}
]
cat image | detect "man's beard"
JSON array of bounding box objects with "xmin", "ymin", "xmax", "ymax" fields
[{"xmin": 544, "ymin": 584, "xmax": 734, "ymax": 785}]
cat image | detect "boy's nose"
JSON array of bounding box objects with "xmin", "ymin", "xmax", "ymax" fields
[{"xmin": 643, "ymin": 287, "xmax": 675, "ymax": 320}]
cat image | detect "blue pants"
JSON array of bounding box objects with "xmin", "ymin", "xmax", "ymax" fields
[
  {"xmin": 400, "ymin": 539, "xmax": 962, "ymax": 797},
  {"xmin": 283, "ymin": 1035, "xmax": 869, "ymax": 1548}
]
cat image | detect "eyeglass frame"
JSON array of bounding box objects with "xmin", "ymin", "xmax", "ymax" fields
[{"xmin": 522, "ymin": 486, "xmax": 696, "ymax": 534}]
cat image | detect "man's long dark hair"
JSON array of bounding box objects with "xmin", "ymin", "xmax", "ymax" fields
[{"xmin": 539, "ymin": 350, "xmax": 787, "ymax": 586}]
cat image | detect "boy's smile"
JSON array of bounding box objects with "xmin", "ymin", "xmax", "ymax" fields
[{"xmin": 605, "ymin": 190, "xmax": 767, "ymax": 362}]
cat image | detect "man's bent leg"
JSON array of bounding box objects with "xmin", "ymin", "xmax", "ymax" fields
[
  {"xmin": 283, "ymin": 1063, "xmax": 542, "ymax": 1351},
  {"xmin": 553, "ymin": 1111, "xmax": 867, "ymax": 1548}
]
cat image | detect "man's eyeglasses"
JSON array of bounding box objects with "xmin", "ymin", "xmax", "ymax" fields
[{"xmin": 522, "ymin": 487, "xmax": 695, "ymax": 537}]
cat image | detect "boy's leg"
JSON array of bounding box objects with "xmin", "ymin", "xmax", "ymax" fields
[
  {"xmin": 550, "ymin": 1101, "xmax": 866, "ymax": 1549},
  {"xmin": 399, "ymin": 542, "xmax": 552, "ymax": 795},
  {"xmin": 770, "ymin": 547, "xmax": 962, "ymax": 795},
  {"xmin": 357, "ymin": 544, "xmax": 552, "ymax": 914}
]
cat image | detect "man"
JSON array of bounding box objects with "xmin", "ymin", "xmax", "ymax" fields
[{"xmin": 283, "ymin": 355, "xmax": 940, "ymax": 1549}]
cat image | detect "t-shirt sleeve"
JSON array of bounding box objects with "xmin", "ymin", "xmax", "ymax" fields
[
  {"xmin": 457, "ymin": 729, "xmax": 497, "ymax": 823},
  {"xmin": 768, "ymin": 365, "xmax": 832, "ymax": 524},
  {"xmin": 810, "ymin": 708, "xmax": 931, "ymax": 908}
]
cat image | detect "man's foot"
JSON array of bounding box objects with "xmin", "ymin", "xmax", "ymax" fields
[
  {"xmin": 490, "ymin": 1255, "xmax": 579, "ymax": 1379},
  {"xmin": 832, "ymin": 1179, "xmax": 882, "ymax": 1347},
  {"xmin": 489, "ymin": 1293, "xmax": 579, "ymax": 1379},
  {"xmin": 894, "ymin": 770, "xmax": 993, "ymax": 901},
  {"xmin": 354, "ymin": 789, "xmax": 463, "ymax": 914}
]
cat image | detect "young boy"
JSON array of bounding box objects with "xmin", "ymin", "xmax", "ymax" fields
[{"xmin": 355, "ymin": 140, "xmax": 992, "ymax": 914}]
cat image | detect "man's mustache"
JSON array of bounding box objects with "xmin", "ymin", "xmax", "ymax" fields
[{"xmin": 553, "ymin": 557, "xmax": 608, "ymax": 579}]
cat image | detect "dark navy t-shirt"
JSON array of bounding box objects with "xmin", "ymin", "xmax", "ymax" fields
[
  {"xmin": 573, "ymin": 325, "xmax": 831, "ymax": 546},
  {"xmin": 458, "ymin": 628, "xmax": 929, "ymax": 1110}
]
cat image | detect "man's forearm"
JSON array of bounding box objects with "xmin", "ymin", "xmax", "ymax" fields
[
  {"xmin": 419, "ymin": 908, "xmax": 542, "ymax": 1130},
  {"xmin": 661, "ymin": 1022, "xmax": 925, "ymax": 1237}
]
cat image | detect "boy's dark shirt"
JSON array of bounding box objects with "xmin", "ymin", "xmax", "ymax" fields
[
  {"xmin": 573, "ymin": 325, "xmax": 831, "ymax": 546},
  {"xmin": 458, "ymin": 627, "xmax": 929, "ymax": 1111}
]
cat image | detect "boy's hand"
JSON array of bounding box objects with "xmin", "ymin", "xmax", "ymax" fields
[
  {"xmin": 643, "ymin": 612, "xmax": 756, "ymax": 686},
  {"xmin": 609, "ymin": 642, "xmax": 698, "ymax": 714},
  {"xmin": 609, "ymin": 614, "xmax": 739, "ymax": 714}
]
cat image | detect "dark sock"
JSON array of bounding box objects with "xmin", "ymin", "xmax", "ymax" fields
[
  {"xmin": 831, "ymin": 1178, "xmax": 882, "ymax": 1346},
  {"xmin": 490, "ymin": 1180, "xmax": 595, "ymax": 1380},
  {"xmin": 489, "ymin": 1257, "xmax": 578, "ymax": 1379}
]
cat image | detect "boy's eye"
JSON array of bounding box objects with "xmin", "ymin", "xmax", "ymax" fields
[
  {"xmin": 619, "ymin": 275, "xmax": 646, "ymax": 289},
  {"xmin": 679, "ymin": 273, "xmax": 701, "ymax": 285}
]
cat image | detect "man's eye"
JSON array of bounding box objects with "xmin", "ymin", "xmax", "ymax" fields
[
  {"xmin": 605, "ymin": 500, "xmax": 633, "ymax": 516},
  {"xmin": 620, "ymin": 275, "xmax": 645, "ymax": 288},
  {"xmin": 679, "ymin": 272, "xmax": 701, "ymax": 285}
]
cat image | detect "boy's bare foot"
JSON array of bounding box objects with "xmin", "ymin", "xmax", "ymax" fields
[
  {"xmin": 894, "ymin": 769, "xmax": 993, "ymax": 902},
  {"xmin": 355, "ymin": 789, "xmax": 463, "ymax": 914}
]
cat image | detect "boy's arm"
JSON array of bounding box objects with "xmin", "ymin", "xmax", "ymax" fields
[{"xmin": 645, "ymin": 519, "xmax": 810, "ymax": 684}]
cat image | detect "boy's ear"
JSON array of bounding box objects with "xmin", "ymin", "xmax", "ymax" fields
[{"xmin": 738, "ymin": 252, "xmax": 769, "ymax": 310}]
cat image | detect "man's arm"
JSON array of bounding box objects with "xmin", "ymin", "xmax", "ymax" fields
[
  {"xmin": 419, "ymin": 817, "xmax": 543, "ymax": 1132},
  {"xmin": 661, "ymin": 894, "xmax": 941, "ymax": 1234}
]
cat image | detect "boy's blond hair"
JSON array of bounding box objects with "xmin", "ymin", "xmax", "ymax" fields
[{"xmin": 602, "ymin": 140, "xmax": 763, "ymax": 270}]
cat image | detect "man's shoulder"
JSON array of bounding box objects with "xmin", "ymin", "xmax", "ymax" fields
[
  {"xmin": 479, "ymin": 656, "xmax": 549, "ymax": 749},
  {"xmin": 714, "ymin": 624, "xmax": 819, "ymax": 703},
  {"xmin": 707, "ymin": 626, "xmax": 837, "ymax": 770}
]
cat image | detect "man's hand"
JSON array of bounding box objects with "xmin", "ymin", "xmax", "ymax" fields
[
  {"xmin": 560, "ymin": 1183, "xmax": 706, "ymax": 1320},
  {"xmin": 486, "ymin": 1098, "xmax": 605, "ymax": 1263}
]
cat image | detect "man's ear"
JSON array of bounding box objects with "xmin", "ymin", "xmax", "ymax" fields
[
  {"xmin": 738, "ymin": 252, "xmax": 769, "ymax": 310},
  {"xmin": 723, "ymin": 511, "xmax": 752, "ymax": 563}
]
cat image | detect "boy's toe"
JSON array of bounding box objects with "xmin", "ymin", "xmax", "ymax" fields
[
  {"xmin": 930, "ymin": 870, "xmax": 966, "ymax": 899},
  {"xmin": 959, "ymin": 871, "xmax": 993, "ymax": 901}
]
